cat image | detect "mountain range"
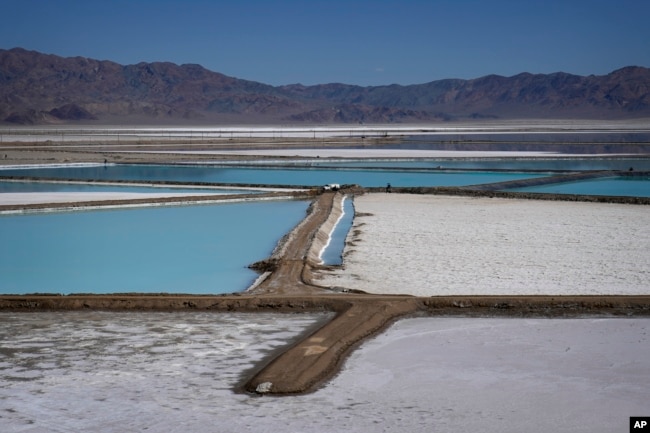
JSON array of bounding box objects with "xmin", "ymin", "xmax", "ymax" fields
[{"xmin": 1, "ymin": 47, "xmax": 649, "ymax": 125}]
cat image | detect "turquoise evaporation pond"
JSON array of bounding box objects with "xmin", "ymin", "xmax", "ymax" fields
[
  {"xmin": 0, "ymin": 200, "xmax": 309, "ymax": 295},
  {"xmin": 308, "ymin": 158, "xmax": 650, "ymax": 171},
  {"xmin": 508, "ymin": 176, "xmax": 650, "ymax": 197},
  {"xmin": 0, "ymin": 164, "xmax": 548, "ymax": 187},
  {"xmin": 0, "ymin": 181, "xmax": 257, "ymax": 194}
]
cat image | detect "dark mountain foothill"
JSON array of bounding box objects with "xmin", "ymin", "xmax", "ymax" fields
[{"xmin": 1, "ymin": 47, "xmax": 649, "ymax": 125}]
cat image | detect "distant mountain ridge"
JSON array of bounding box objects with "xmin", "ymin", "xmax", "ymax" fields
[{"xmin": 1, "ymin": 47, "xmax": 649, "ymax": 125}]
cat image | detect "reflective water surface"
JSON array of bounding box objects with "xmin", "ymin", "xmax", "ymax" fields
[
  {"xmin": 308, "ymin": 157, "xmax": 650, "ymax": 171},
  {"xmin": 0, "ymin": 200, "xmax": 309, "ymax": 294},
  {"xmin": 0, "ymin": 163, "xmax": 549, "ymax": 187},
  {"xmin": 508, "ymin": 175, "xmax": 650, "ymax": 197}
]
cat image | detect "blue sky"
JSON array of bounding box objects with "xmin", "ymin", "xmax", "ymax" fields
[{"xmin": 2, "ymin": 0, "xmax": 649, "ymax": 86}]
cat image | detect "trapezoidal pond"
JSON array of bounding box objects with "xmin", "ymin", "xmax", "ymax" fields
[{"xmin": 0, "ymin": 199, "xmax": 310, "ymax": 295}]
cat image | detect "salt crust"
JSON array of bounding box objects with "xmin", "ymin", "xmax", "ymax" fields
[{"xmin": 316, "ymin": 194, "xmax": 650, "ymax": 295}]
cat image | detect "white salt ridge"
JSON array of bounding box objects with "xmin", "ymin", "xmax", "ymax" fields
[
  {"xmin": 317, "ymin": 194, "xmax": 347, "ymax": 264},
  {"xmin": 0, "ymin": 191, "xmax": 218, "ymax": 205},
  {"xmin": 0, "ymin": 162, "xmax": 108, "ymax": 169},
  {"xmin": 0, "ymin": 191, "xmax": 301, "ymax": 215}
]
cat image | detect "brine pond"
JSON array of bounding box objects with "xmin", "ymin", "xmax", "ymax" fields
[
  {"xmin": 304, "ymin": 157, "xmax": 650, "ymax": 171},
  {"xmin": 0, "ymin": 163, "xmax": 549, "ymax": 188},
  {"xmin": 3, "ymin": 158, "xmax": 650, "ymax": 196},
  {"xmin": 0, "ymin": 199, "xmax": 310, "ymax": 295},
  {"xmin": 508, "ymin": 175, "xmax": 650, "ymax": 197}
]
